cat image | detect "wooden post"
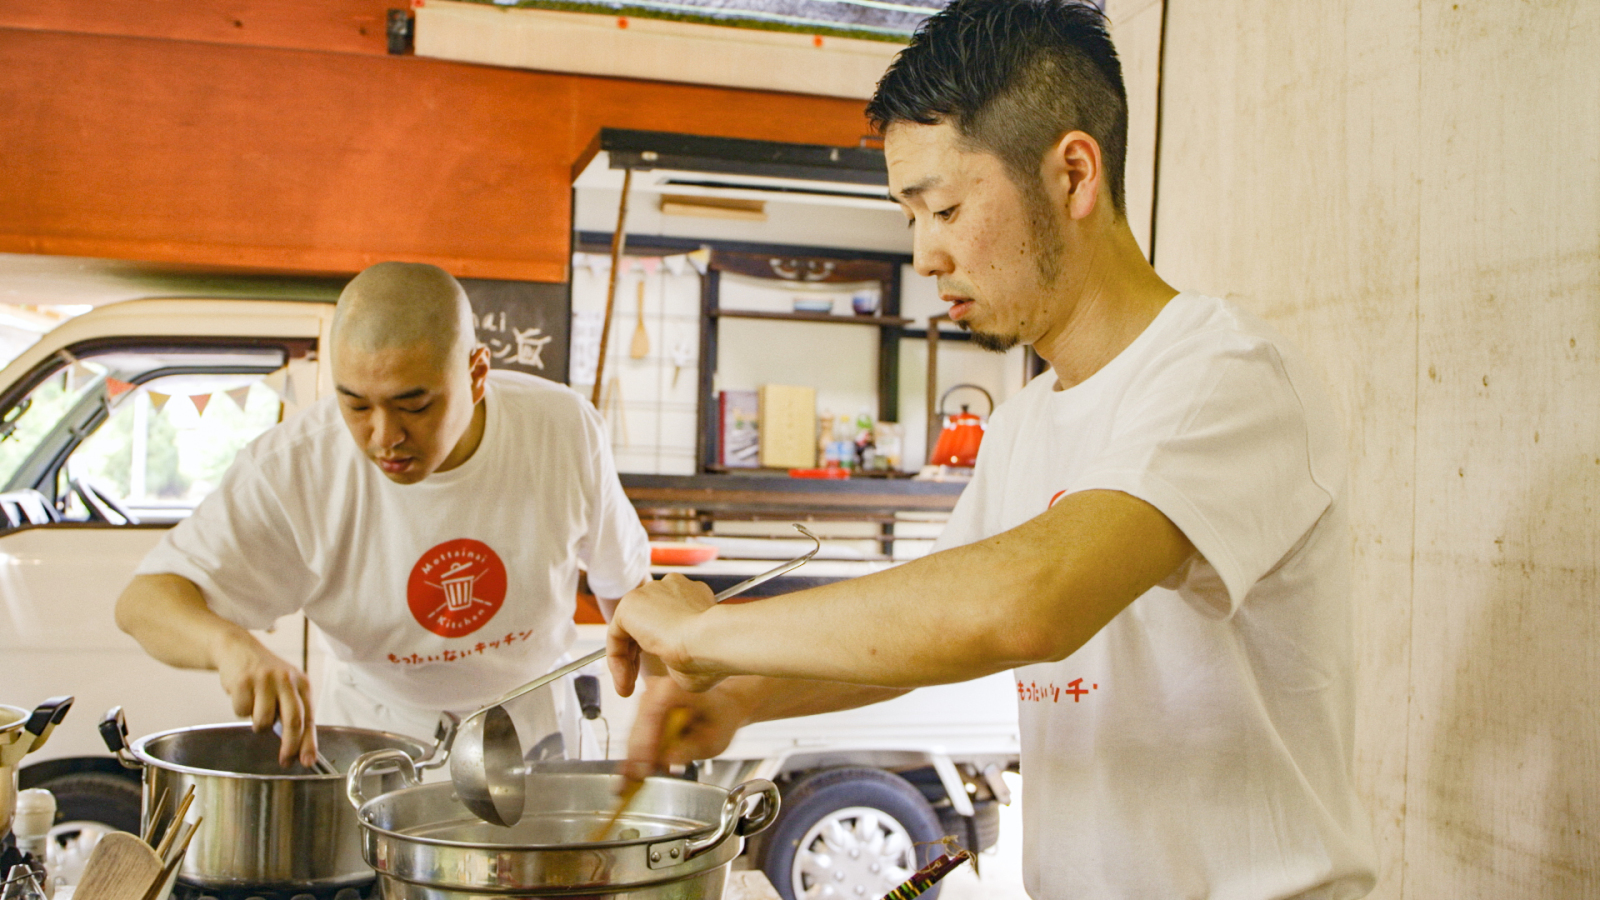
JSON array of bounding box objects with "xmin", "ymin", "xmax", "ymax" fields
[
  {"xmin": 925, "ymin": 312, "xmax": 949, "ymax": 457},
  {"xmin": 591, "ymin": 167, "xmax": 633, "ymax": 407}
]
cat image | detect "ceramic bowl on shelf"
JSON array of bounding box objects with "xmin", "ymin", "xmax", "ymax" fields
[
  {"xmin": 851, "ymin": 290, "xmax": 880, "ymax": 315},
  {"xmin": 791, "ymin": 297, "xmax": 834, "ymax": 314}
]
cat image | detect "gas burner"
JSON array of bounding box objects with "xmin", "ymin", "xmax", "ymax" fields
[{"xmin": 169, "ymin": 879, "xmax": 376, "ymax": 900}]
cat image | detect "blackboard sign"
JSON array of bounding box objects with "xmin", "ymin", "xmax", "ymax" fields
[{"xmin": 459, "ymin": 278, "xmax": 570, "ymax": 384}]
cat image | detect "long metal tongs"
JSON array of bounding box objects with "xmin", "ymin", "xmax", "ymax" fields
[
  {"xmin": 480, "ymin": 523, "xmax": 820, "ymax": 720},
  {"xmin": 450, "ymin": 523, "xmax": 822, "ymax": 827}
]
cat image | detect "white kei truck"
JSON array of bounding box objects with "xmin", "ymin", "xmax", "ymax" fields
[{"xmin": 0, "ymin": 297, "xmax": 1019, "ymax": 899}]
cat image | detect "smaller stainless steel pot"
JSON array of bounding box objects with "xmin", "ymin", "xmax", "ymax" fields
[
  {"xmin": 0, "ymin": 703, "xmax": 26, "ymax": 837},
  {"xmin": 102, "ymin": 708, "xmax": 454, "ymax": 889},
  {"xmin": 347, "ymin": 752, "xmax": 779, "ymax": 899},
  {"xmin": 1, "ymin": 697, "xmax": 74, "ymax": 837}
]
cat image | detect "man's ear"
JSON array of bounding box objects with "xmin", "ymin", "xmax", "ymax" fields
[
  {"xmin": 468, "ymin": 344, "xmax": 491, "ymax": 403},
  {"xmin": 1044, "ymin": 130, "xmax": 1104, "ymax": 221}
]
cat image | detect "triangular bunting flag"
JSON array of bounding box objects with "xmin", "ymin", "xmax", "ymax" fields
[
  {"xmin": 106, "ymin": 378, "xmax": 135, "ymax": 398},
  {"xmin": 686, "ymin": 247, "xmax": 711, "ymax": 274},
  {"xmin": 226, "ymin": 386, "xmax": 252, "ymax": 411},
  {"xmin": 69, "ymin": 363, "xmax": 95, "ymax": 390},
  {"xmin": 262, "ymin": 368, "xmax": 288, "ymax": 399},
  {"xmin": 282, "ymin": 370, "xmax": 301, "ymax": 407},
  {"xmin": 191, "ymin": 394, "xmax": 211, "ymax": 416},
  {"xmin": 147, "ymin": 392, "xmax": 170, "ymax": 413}
]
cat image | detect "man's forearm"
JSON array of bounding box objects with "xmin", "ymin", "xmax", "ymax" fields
[
  {"xmin": 115, "ymin": 573, "xmax": 252, "ymax": 670},
  {"xmin": 681, "ymin": 490, "xmax": 1193, "ymax": 687},
  {"xmin": 726, "ymin": 676, "xmax": 908, "ymax": 724}
]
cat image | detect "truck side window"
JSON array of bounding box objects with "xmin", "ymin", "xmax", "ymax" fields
[
  {"xmin": 0, "ymin": 365, "xmax": 107, "ymax": 488},
  {"xmin": 66, "ymin": 379, "xmax": 281, "ymax": 523},
  {"xmin": 0, "ymin": 343, "xmax": 290, "ymax": 526}
]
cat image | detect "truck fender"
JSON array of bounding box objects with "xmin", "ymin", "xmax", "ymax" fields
[{"xmin": 747, "ymin": 749, "xmax": 979, "ymax": 818}]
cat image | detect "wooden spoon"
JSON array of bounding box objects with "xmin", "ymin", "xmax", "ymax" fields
[{"xmin": 589, "ymin": 706, "xmax": 693, "ymax": 842}]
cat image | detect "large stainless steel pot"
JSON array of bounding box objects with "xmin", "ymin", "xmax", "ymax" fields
[
  {"xmin": 347, "ymin": 752, "xmax": 779, "ymax": 899},
  {"xmin": 102, "ymin": 708, "xmax": 452, "ymax": 889}
]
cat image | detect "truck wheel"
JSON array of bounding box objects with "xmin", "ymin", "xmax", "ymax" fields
[
  {"xmin": 756, "ymin": 767, "xmax": 944, "ymax": 900},
  {"xmin": 35, "ymin": 772, "xmax": 142, "ymax": 834}
]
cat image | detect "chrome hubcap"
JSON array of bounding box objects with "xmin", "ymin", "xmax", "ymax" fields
[{"xmin": 792, "ymin": 806, "xmax": 916, "ymax": 899}]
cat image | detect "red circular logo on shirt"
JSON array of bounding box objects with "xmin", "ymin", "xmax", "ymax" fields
[
  {"xmin": 407, "ymin": 539, "xmax": 507, "ymax": 638},
  {"xmin": 1048, "ymin": 489, "xmax": 1069, "ymax": 508}
]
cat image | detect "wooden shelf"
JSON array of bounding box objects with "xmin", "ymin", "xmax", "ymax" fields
[
  {"xmin": 712, "ymin": 309, "xmax": 912, "ymax": 326},
  {"xmin": 704, "ymin": 465, "xmax": 915, "ymax": 479},
  {"xmin": 621, "ymin": 473, "xmax": 963, "ymax": 515}
]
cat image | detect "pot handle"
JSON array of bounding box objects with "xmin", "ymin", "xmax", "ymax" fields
[
  {"xmin": 97, "ymin": 706, "xmax": 140, "ymax": 771},
  {"xmin": 346, "ymin": 748, "xmax": 419, "ymax": 812},
  {"xmin": 415, "ymin": 711, "xmax": 459, "ymax": 772},
  {"xmin": 685, "ymin": 778, "xmax": 780, "ymax": 861},
  {"xmin": 24, "ymin": 696, "xmax": 73, "ymax": 756}
]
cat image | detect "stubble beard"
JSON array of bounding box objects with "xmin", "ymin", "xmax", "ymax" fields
[
  {"xmin": 960, "ymin": 181, "xmax": 1065, "ymax": 355},
  {"xmin": 964, "ymin": 326, "xmax": 1020, "ymax": 353}
]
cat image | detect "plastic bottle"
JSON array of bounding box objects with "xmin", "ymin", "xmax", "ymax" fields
[
  {"xmin": 13, "ymin": 790, "xmax": 54, "ymax": 865},
  {"xmin": 12, "ymin": 789, "xmax": 55, "ymax": 897},
  {"xmin": 831, "ymin": 415, "xmax": 856, "ymax": 470},
  {"xmin": 853, "ymin": 409, "xmax": 875, "ymax": 470},
  {"xmin": 818, "ymin": 412, "xmax": 837, "ymax": 468}
]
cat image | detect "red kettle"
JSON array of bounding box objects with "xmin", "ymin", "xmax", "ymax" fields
[{"xmin": 929, "ymin": 384, "xmax": 993, "ymax": 467}]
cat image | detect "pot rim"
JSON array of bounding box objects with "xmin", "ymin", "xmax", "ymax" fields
[
  {"xmin": 355, "ymin": 777, "xmax": 720, "ymax": 852},
  {"xmin": 130, "ymin": 722, "xmax": 429, "ymax": 781},
  {"xmin": 0, "ymin": 704, "xmax": 28, "ymax": 735},
  {"xmin": 359, "ymin": 817, "xmax": 720, "ymax": 852}
]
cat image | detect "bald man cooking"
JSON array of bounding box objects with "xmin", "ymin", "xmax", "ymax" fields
[{"xmin": 116, "ymin": 262, "xmax": 649, "ymax": 767}]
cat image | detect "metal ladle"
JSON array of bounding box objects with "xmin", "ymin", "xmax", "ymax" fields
[{"xmin": 450, "ymin": 524, "xmax": 822, "ymax": 827}]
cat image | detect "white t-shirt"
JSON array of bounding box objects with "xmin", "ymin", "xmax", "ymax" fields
[
  {"xmin": 138, "ymin": 371, "xmax": 649, "ymax": 732},
  {"xmin": 936, "ymin": 293, "xmax": 1376, "ymax": 899}
]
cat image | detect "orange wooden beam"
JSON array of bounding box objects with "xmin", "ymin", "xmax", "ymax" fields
[
  {"xmin": 0, "ymin": 0, "xmax": 395, "ymax": 56},
  {"xmin": 0, "ymin": 9, "xmax": 872, "ymax": 282}
]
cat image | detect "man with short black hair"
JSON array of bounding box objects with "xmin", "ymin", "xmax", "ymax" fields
[
  {"xmin": 605, "ymin": 1, "xmax": 1377, "ymax": 896},
  {"xmin": 118, "ymin": 262, "xmax": 648, "ymax": 768}
]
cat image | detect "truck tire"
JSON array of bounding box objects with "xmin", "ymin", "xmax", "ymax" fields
[
  {"xmin": 35, "ymin": 772, "xmax": 142, "ymax": 834},
  {"xmin": 756, "ymin": 767, "xmax": 944, "ymax": 900}
]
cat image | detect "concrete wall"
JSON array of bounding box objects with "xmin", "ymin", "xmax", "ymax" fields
[{"xmin": 1154, "ymin": 1, "xmax": 1599, "ymax": 896}]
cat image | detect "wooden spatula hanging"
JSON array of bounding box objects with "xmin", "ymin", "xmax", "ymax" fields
[{"xmin": 629, "ymin": 278, "xmax": 650, "ymax": 360}]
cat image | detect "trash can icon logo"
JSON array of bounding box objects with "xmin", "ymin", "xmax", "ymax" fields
[{"xmin": 408, "ymin": 538, "xmax": 508, "ymax": 638}]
